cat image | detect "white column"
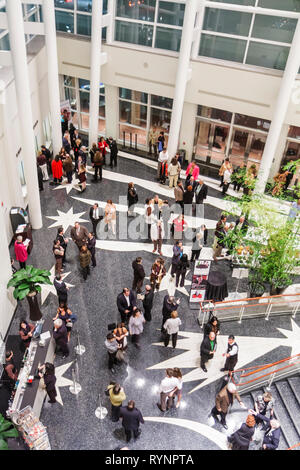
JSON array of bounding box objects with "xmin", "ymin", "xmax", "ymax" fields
[
  {"xmin": 104, "ymin": 84, "xmax": 119, "ymax": 139},
  {"xmin": 89, "ymin": 0, "xmax": 103, "ymax": 147},
  {"xmin": 42, "ymin": 0, "xmax": 62, "ymax": 156},
  {"xmin": 179, "ymin": 102, "xmax": 197, "ymax": 163},
  {"xmin": 6, "ymin": 0, "xmax": 42, "ymax": 229},
  {"xmin": 167, "ymin": 1, "xmax": 198, "ymax": 160},
  {"xmin": 254, "ymin": 18, "xmax": 300, "ymax": 194}
]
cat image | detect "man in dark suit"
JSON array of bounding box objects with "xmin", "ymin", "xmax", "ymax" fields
[
  {"xmin": 89, "ymin": 203, "xmax": 104, "ymax": 238},
  {"xmin": 200, "ymin": 331, "xmax": 216, "ymax": 372},
  {"xmin": 195, "ymin": 178, "xmax": 208, "ymax": 204},
  {"xmin": 117, "ymin": 288, "xmax": 137, "ymax": 323},
  {"xmin": 41, "ymin": 145, "xmax": 52, "ymax": 175},
  {"xmin": 119, "ymin": 400, "xmax": 144, "ymax": 443},
  {"xmin": 70, "ymin": 222, "xmax": 89, "ymax": 251},
  {"xmin": 107, "ymin": 137, "xmax": 118, "ymax": 168},
  {"xmin": 234, "ymin": 215, "xmax": 249, "ymax": 234},
  {"xmin": 53, "ymin": 274, "xmax": 69, "ymax": 305},
  {"xmin": 143, "ymin": 285, "xmax": 154, "ymax": 321}
]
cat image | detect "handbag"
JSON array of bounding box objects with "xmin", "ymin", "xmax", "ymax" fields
[
  {"xmin": 66, "ymin": 321, "xmax": 73, "ymax": 328},
  {"xmin": 116, "ymin": 349, "xmax": 124, "ymax": 361}
]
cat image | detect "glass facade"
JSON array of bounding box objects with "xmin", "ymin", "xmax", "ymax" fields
[
  {"xmin": 199, "ymin": 4, "xmax": 299, "ymax": 71},
  {"xmin": 55, "ymin": 0, "xmax": 107, "ymax": 37},
  {"xmin": 0, "ymin": 3, "xmax": 42, "ymax": 50},
  {"xmin": 194, "ymin": 105, "xmax": 270, "ymax": 170},
  {"xmin": 119, "ymin": 87, "xmax": 172, "ymax": 147},
  {"xmin": 115, "ymin": 0, "xmax": 185, "ymax": 52},
  {"xmin": 281, "ymin": 125, "xmax": 300, "ymax": 169},
  {"xmin": 63, "ymin": 75, "xmax": 106, "ymax": 136}
]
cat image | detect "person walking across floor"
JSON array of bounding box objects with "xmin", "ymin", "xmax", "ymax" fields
[
  {"xmin": 105, "ymin": 332, "xmax": 122, "ymax": 373},
  {"xmin": 53, "ymin": 274, "xmax": 69, "ymax": 305},
  {"xmin": 171, "ymin": 241, "xmax": 183, "ymax": 277},
  {"xmin": 51, "ymin": 155, "xmax": 63, "ymax": 184},
  {"xmin": 175, "ymin": 253, "xmax": 189, "ymax": 288},
  {"xmin": 150, "ymin": 257, "xmax": 166, "ymax": 292},
  {"xmin": 210, "ymin": 382, "xmax": 245, "ymax": 429},
  {"xmin": 132, "ymin": 257, "xmax": 145, "ymax": 294},
  {"xmin": 53, "ymin": 318, "xmax": 69, "ymax": 358},
  {"xmin": 157, "ymin": 369, "xmax": 180, "ymax": 412},
  {"xmin": 63, "ymin": 153, "xmax": 73, "ymax": 184},
  {"xmin": 56, "ymin": 226, "xmax": 69, "ymax": 265},
  {"xmin": 161, "ymin": 295, "xmax": 180, "ymax": 332},
  {"xmin": 190, "ymin": 229, "xmax": 203, "ymax": 262},
  {"xmin": 117, "ymin": 288, "xmax": 137, "ymax": 323},
  {"xmin": 119, "ymin": 400, "xmax": 144, "ymax": 443},
  {"xmin": 98, "ymin": 136, "xmax": 109, "ymax": 166},
  {"xmin": 221, "ymin": 335, "xmax": 239, "ymax": 374},
  {"xmin": 168, "ymin": 157, "xmax": 181, "ymax": 189},
  {"xmin": 79, "ymin": 245, "xmax": 91, "ymax": 280},
  {"xmin": 227, "ymin": 414, "xmax": 256, "ymax": 450},
  {"xmin": 200, "ymin": 331, "xmax": 216, "ymax": 373},
  {"xmin": 127, "ymin": 182, "xmax": 138, "ymax": 217},
  {"xmin": 38, "ymin": 363, "xmax": 57, "ymax": 404},
  {"xmin": 128, "ymin": 309, "xmax": 145, "ymax": 349},
  {"xmin": 71, "ymin": 222, "xmax": 89, "ymax": 251},
  {"xmin": 106, "ymin": 382, "xmax": 127, "ymax": 422},
  {"xmin": 151, "ymin": 219, "xmax": 164, "ymax": 255},
  {"xmin": 163, "ymin": 311, "xmax": 182, "ymax": 349},
  {"xmin": 174, "ymin": 181, "xmax": 184, "ymax": 212},
  {"xmin": 142, "ymin": 285, "xmax": 154, "ymax": 322},
  {"xmin": 89, "ymin": 202, "xmax": 104, "ymax": 239},
  {"xmin": 107, "ymin": 137, "xmax": 118, "ymax": 167},
  {"xmin": 14, "ymin": 236, "xmax": 28, "ymax": 270},
  {"xmin": 87, "ymin": 232, "xmax": 97, "ymax": 267},
  {"xmin": 53, "ymin": 239, "xmax": 64, "ymax": 275}
]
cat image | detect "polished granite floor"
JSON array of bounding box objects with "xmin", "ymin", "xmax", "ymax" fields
[{"xmin": 7, "ymin": 152, "xmax": 300, "ymax": 451}]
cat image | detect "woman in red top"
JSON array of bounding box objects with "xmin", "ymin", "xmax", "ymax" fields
[
  {"xmin": 98, "ymin": 137, "xmax": 109, "ymax": 166},
  {"xmin": 14, "ymin": 236, "xmax": 28, "ymax": 269},
  {"xmin": 173, "ymin": 214, "xmax": 188, "ymax": 241},
  {"xmin": 52, "ymin": 155, "xmax": 63, "ymax": 184}
]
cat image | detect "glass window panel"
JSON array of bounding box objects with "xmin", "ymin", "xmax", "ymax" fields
[
  {"xmin": 80, "ymin": 113, "xmax": 89, "ymax": 130},
  {"xmin": 116, "ymin": 0, "xmax": 156, "ymax": 21},
  {"xmin": 288, "ymin": 126, "xmax": 300, "ymax": 139},
  {"xmin": 119, "ymin": 101, "xmax": 147, "ymax": 127},
  {"xmin": 150, "ymin": 108, "xmax": 171, "ymax": 133},
  {"xmin": 0, "ymin": 34, "xmax": 10, "ymax": 51},
  {"xmin": 248, "ymin": 134, "xmax": 266, "ymax": 164},
  {"xmin": 194, "ymin": 120, "xmax": 211, "ymax": 161},
  {"xmin": 197, "ymin": 105, "xmax": 232, "ymax": 122},
  {"xmin": 199, "ymin": 34, "xmax": 246, "ymax": 63},
  {"xmin": 231, "ymin": 129, "xmax": 248, "ymax": 159},
  {"xmin": 258, "ymin": 0, "xmax": 300, "ymax": 13},
  {"xmin": 212, "ymin": 125, "xmax": 230, "ymax": 164},
  {"xmin": 234, "ymin": 114, "xmax": 270, "ymax": 131},
  {"xmin": 115, "ymin": 20, "xmax": 153, "ymax": 47},
  {"xmin": 55, "ymin": 10, "xmax": 74, "ymax": 33},
  {"xmin": 119, "ymin": 124, "xmax": 147, "ymax": 146},
  {"xmin": 103, "ymin": 0, "xmax": 108, "ymax": 15},
  {"xmin": 252, "ymin": 15, "xmax": 296, "ymax": 44},
  {"xmin": 27, "ymin": 12, "xmax": 39, "ymax": 23},
  {"xmin": 203, "ymin": 8, "xmax": 252, "ymax": 36},
  {"xmin": 65, "ymin": 87, "xmax": 77, "ymax": 109},
  {"xmin": 79, "ymin": 78, "xmax": 90, "ymax": 90},
  {"xmin": 39, "ymin": 6, "xmax": 43, "ymax": 22},
  {"xmin": 285, "ymin": 142, "xmax": 300, "ymax": 163},
  {"xmin": 119, "ymin": 88, "xmax": 148, "ymax": 103},
  {"xmin": 77, "ymin": 0, "xmax": 93, "ymax": 12},
  {"xmin": 155, "ymin": 27, "xmax": 181, "ymax": 52},
  {"xmin": 102, "ymin": 27, "xmax": 107, "ymax": 42},
  {"xmin": 151, "ymin": 95, "xmax": 173, "ymax": 110},
  {"xmin": 55, "ymin": 0, "xmax": 74, "ymax": 9},
  {"xmin": 25, "ymin": 4, "xmax": 37, "ymax": 14},
  {"xmin": 80, "ymin": 91, "xmax": 90, "ymax": 113},
  {"xmin": 208, "ymin": 0, "xmax": 255, "ymax": 4},
  {"xmin": 98, "ymin": 118, "xmax": 106, "ymax": 135},
  {"xmin": 64, "ymin": 75, "xmax": 76, "ymax": 87},
  {"xmin": 246, "ymin": 41, "xmax": 289, "ymax": 70},
  {"xmin": 18, "ymin": 160, "xmax": 26, "ymax": 187},
  {"xmin": 99, "ymin": 95, "xmax": 105, "ymax": 117},
  {"xmin": 158, "ymin": 1, "xmax": 185, "ymax": 27},
  {"xmin": 77, "ymin": 14, "xmax": 92, "ymax": 36}
]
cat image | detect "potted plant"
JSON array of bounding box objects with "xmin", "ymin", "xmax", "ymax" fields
[
  {"xmin": 0, "ymin": 414, "xmax": 19, "ymax": 450},
  {"xmin": 248, "ymin": 269, "xmax": 265, "ymax": 298},
  {"xmin": 7, "ymin": 266, "xmax": 51, "ymax": 321}
]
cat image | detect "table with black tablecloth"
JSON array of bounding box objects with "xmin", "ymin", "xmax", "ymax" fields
[{"xmin": 205, "ymin": 270, "xmax": 228, "ymax": 302}]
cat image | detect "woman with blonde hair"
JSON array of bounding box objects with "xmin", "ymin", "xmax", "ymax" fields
[
  {"xmin": 104, "ymin": 199, "xmax": 117, "ymax": 235},
  {"xmin": 163, "ymin": 311, "xmax": 182, "ymax": 349}
]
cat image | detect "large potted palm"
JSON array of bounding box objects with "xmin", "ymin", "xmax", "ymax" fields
[{"xmin": 7, "ymin": 266, "xmax": 51, "ymax": 321}]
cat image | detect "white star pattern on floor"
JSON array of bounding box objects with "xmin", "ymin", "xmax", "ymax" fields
[
  {"xmin": 53, "ymin": 361, "xmax": 74, "ymax": 406},
  {"xmin": 52, "ymin": 174, "xmax": 90, "ymax": 195},
  {"xmin": 40, "ymin": 265, "xmax": 74, "ymax": 305},
  {"xmin": 147, "ymin": 319, "xmax": 300, "ymax": 394},
  {"xmin": 46, "ymin": 207, "xmax": 89, "ymax": 232}
]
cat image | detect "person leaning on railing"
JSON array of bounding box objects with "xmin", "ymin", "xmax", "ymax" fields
[{"xmin": 254, "ymin": 392, "xmax": 274, "ymax": 428}]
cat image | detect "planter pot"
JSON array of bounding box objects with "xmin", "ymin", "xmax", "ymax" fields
[
  {"xmin": 270, "ymin": 285, "xmax": 289, "ymax": 296},
  {"xmin": 26, "ymin": 292, "xmax": 42, "ymax": 321},
  {"xmin": 248, "ymin": 282, "xmax": 265, "ymax": 298}
]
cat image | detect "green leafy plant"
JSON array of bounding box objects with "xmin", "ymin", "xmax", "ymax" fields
[
  {"xmin": 7, "ymin": 266, "xmax": 51, "ymax": 320},
  {"xmin": 0, "ymin": 414, "xmax": 19, "ymax": 450}
]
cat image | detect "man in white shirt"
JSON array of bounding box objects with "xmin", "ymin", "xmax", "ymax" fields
[
  {"xmin": 157, "ymin": 147, "xmax": 169, "ymax": 180},
  {"xmin": 89, "ymin": 202, "xmax": 104, "ymax": 238},
  {"xmin": 157, "ymin": 369, "xmax": 180, "ymax": 412}
]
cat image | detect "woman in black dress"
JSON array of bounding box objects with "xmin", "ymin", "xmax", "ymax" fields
[
  {"xmin": 127, "ymin": 182, "xmax": 138, "ymax": 217},
  {"xmin": 175, "ymin": 254, "xmax": 189, "ymax": 288},
  {"xmin": 39, "ymin": 363, "xmax": 57, "ymax": 404}
]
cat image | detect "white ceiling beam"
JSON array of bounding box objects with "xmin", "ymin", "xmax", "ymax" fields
[
  {"xmin": 0, "ymin": 50, "xmax": 12, "ymax": 66},
  {"xmin": 102, "ymin": 13, "xmax": 112, "ymax": 29},
  {"xmin": 0, "ymin": 12, "xmax": 7, "ymax": 29},
  {"xmin": 23, "ymin": 21, "xmax": 45, "ymax": 35}
]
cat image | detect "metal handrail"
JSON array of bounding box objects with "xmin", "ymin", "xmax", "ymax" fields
[{"xmin": 287, "ymin": 442, "xmax": 300, "ymax": 450}]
